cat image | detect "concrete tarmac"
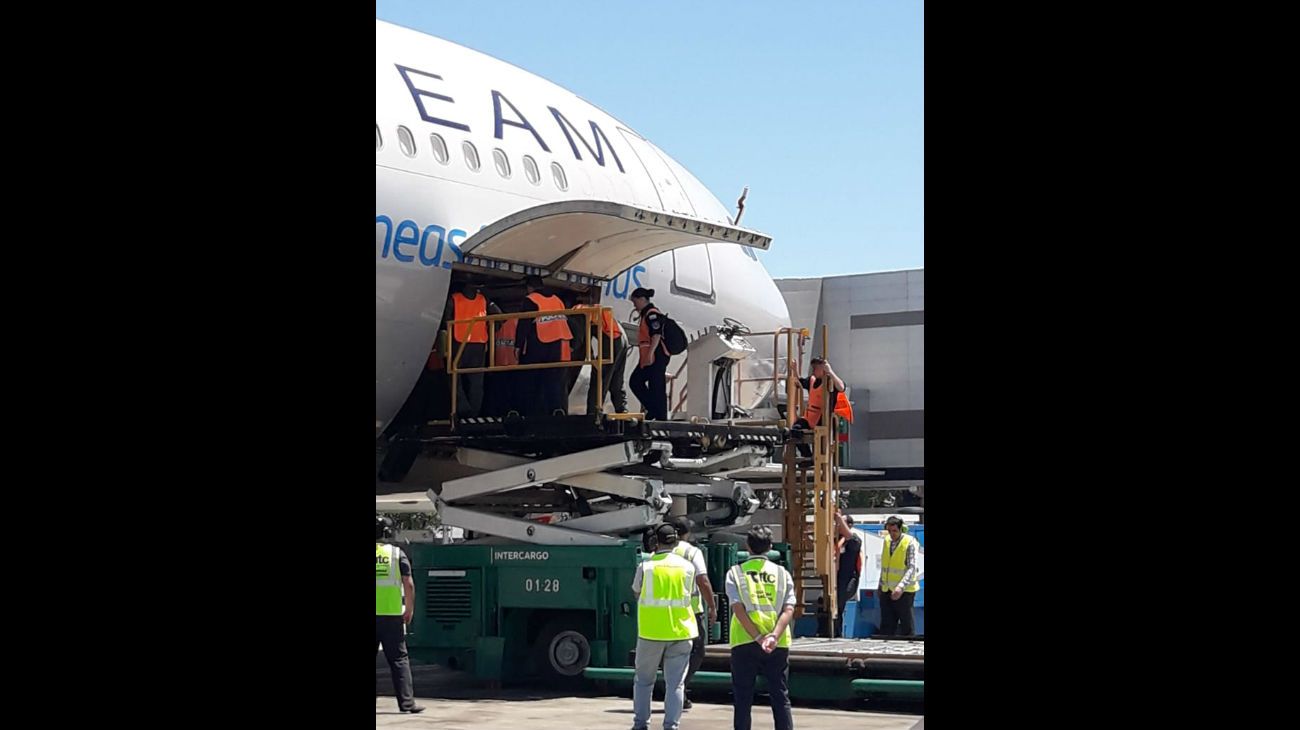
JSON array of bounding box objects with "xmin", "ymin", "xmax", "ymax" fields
[{"xmin": 377, "ymin": 658, "xmax": 922, "ymax": 729}]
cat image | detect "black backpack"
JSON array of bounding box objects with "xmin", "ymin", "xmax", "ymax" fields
[{"xmin": 659, "ymin": 311, "xmax": 688, "ymax": 355}]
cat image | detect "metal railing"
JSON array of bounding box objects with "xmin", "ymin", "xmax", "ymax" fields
[
  {"xmin": 445, "ymin": 306, "xmax": 615, "ymax": 430},
  {"xmin": 731, "ymin": 327, "xmax": 811, "ymax": 426},
  {"xmin": 781, "ymin": 323, "xmax": 842, "ymax": 634},
  {"xmin": 667, "ymin": 326, "xmax": 811, "ymax": 420}
]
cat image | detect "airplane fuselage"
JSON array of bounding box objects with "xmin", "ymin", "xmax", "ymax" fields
[{"xmin": 376, "ymin": 20, "xmax": 790, "ymax": 434}]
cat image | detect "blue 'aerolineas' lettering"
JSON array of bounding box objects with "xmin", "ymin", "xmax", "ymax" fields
[
  {"xmin": 419, "ymin": 225, "xmax": 445, "ymax": 266},
  {"xmin": 445, "ymin": 229, "xmax": 466, "ymax": 269},
  {"xmin": 604, "ymin": 265, "xmax": 646, "ymax": 299},
  {"xmin": 392, "ymin": 220, "xmax": 421, "ymax": 263},
  {"xmin": 377, "ymin": 215, "xmax": 466, "ymax": 269}
]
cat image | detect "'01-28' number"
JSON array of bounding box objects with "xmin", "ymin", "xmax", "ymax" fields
[{"xmin": 525, "ymin": 578, "xmax": 560, "ymax": 593}]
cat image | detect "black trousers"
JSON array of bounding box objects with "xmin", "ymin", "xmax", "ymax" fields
[
  {"xmin": 878, "ymin": 590, "xmax": 916, "ymax": 636},
  {"xmin": 837, "ymin": 574, "xmax": 860, "ymax": 622},
  {"xmin": 685, "ymin": 612, "xmax": 706, "ymax": 692},
  {"xmin": 481, "ymin": 370, "xmax": 516, "ymax": 417},
  {"xmin": 629, "ymin": 350, "xmax": 670, "ymax": 421},
  {"xmin": 451, "ymin": 342, "xmax": 485, "ymax": 417},
  {"xmin": 376, "ymin": 616, "xmax": 417, "ymax": 711},
  {"xmin": 730, "ymin": 642, "xmax": 792, "ymax": 730},
  {"xmin": 521, "ymin": 340, "xmax": 567, "ymax": 416},
  {"xmin": 791, "ymin": 417, "xmax": 813, "ymax": 458}
]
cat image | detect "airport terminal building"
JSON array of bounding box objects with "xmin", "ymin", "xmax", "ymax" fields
[{"xmin": 776, "ymin": 269, "xmax": 923, "ymax": 491}]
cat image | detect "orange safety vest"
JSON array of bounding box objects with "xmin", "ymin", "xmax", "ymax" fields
[
  {"xmin": 577, "ymin": 304, "xmax": 621, "ymax": 338},
  {"xmin": 451, "ymin": 293, "xmax": 488, "ymax": 343},
  {"xmin": 803, "ymin": 379, "xmax": 854, "ymax": 427},
  {"xmin": 525, "ymin": 293, "xmax": 572, "ymax": 343},
  {"xmin": 494, "ymin": 318, "xmax": 519, "ymax": 367},
  {"xmin": 834, "ymin": 392, "xmax": 854, "ymax": 424},
  {"xmin": 804, "ymin": 378, "xmax": 827, "ymax": 427},
  {"xmin": 637, "ymin": 306, "xmax": 669, "ymax": 367}
]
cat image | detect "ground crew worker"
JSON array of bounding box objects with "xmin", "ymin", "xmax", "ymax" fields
[
  {"xmin": 564, "ymin": 301, "xmax": 587, "ymax": 402},
  {"xmin": 669, "ymin": 517, "xmax": 716, "ymax": 710},
  {"xmin": 630, "ymin": 523, "xmax": 698, "ymax": 730},
  {"xmin": 629, "ymin": 287, "xmax": 671, "ymax": 421},
  {"xmin": 727, "ymin": 525, "xmax": 795, "ymax": 730},
  {"xmin": 448, "ymin": 283, "xmax": 498, "ymax": 417},
  {"xmin": 568, "ymin": 302, "xmax": 631, "ymax": 415},
  {"xmin": 790, "ymin": 356, "xmax": 846, "ymax": 457},
  {"xmin": 516, "ymin": 276, "xmax": 573, "ymax": 416},
  {"xmin": 834, "ymin": 511, "xmax": 863, "ymax": 627},
  {"xmin": 878, "ymin": 516, "xmax": 920, "ymax": 636},
  {"xmin": 376, "ymin": 516, "xmax": 425, "ymax": 715},
  {"xmin": 483, "ymin": 303, "xmax": 521, "ymax": 417}
]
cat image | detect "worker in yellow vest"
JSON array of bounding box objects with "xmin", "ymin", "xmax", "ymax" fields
[
  {"xmin": 668, "ymin": 517, "xmax": 716, "ymax": 710},
  {"xmin": 725, "ymin": 525, "xmax": 795, "ymax": 730},
  {"xmin": 375, "ymin": 516, "xmax": 424, "ymax": 714},
  {"xmin": 878, "ymin": 516, "xmax": 920, "ymax": 636},
  {"xmin": 630, "ymin": 523, "xmax": 698, "ymax": 730}
]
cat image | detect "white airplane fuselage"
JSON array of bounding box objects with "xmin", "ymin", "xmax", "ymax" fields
[{"xmin": 376, "ymin": 20, "xmax": 791, "ymax": 434}]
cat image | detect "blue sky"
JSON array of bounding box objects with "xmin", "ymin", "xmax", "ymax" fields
[{"xmin": 376, "ymin": 1, "xmax": 924, "ymax": 279}]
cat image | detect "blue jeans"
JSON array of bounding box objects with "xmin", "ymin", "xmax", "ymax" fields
[{"xmin": 633, "ymin": 637, "xmax": 693, "ymax": 730}]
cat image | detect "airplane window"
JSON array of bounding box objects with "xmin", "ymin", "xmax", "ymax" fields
[
  {"xmin": 493, "ymin": 148, "xmax": 511, "ymax": 179},
  {"xmin": 397, "ymin": 126, "xmax": 416, "ymax": 158},
  {"xmin": 551, "ymin": 162, "xmax": 568, "ymax": 191},
  {"xmin": 375, "ymin": 124, "xmax": 383, "ymax": 151},
  {"xmin": 523, "ymin": 155, "xmax": 540, "ymax": 185},
  {"xmin": 463, "ymin": 141, "xmax": 480, "ymax": 172},
  {"xmin": 430, "ymin": 134, "xmax": 449, "ymax": 164}
]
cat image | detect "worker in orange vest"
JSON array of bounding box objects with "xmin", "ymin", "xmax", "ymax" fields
[
  {"xmin": 790, "ymin": 356, "xmax": 847, "ymax": 457},
  {"xmin": 447, "ymin": 283, "xmax": 499, "ymax": 417},
  {"xmin": 483, "ymin": 302, "xmax": 521, "ymax": 417},
  {"xmin": 516, "ymin": 275, "xmax": 573, "ymax": 416},
  {"xmin": 629, "ymin": 287, "xmax": 671, "ymax": 421},
  {"xmin": 568, "ymin": 301, "xmax": 630, "ymax": 415}
]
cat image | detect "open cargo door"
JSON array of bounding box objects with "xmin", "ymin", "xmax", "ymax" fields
[{"xmin": 457, "ymin": 200, "xmax": 770, "ymax": 284}]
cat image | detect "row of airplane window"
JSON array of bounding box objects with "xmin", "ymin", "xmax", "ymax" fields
[
  {"xmin": 378, "ymin": 124, "xmax": 759, "ymax": 263},
  {"xmin": 376, "ymin": 124, "xmax": 568, "ymax": 191}
]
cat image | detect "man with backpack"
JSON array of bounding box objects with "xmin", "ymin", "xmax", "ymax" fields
[{"xmin": 629, "ymin": 287, "xmax": 674, "ymax": 421}]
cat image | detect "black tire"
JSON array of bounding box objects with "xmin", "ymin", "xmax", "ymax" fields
[{"xmin": 532, "ymin": 615, "xmax": 595, "ymax": 687}]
